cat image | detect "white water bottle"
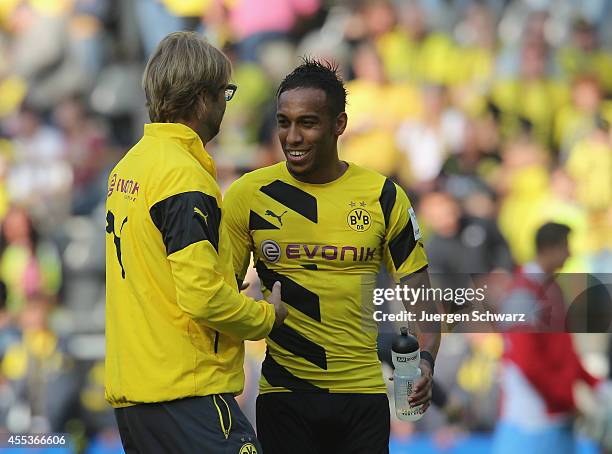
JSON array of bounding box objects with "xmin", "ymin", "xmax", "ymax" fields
[{"xmin": 392, "ymin": 327, "xmax": 423, "ymax": 421}]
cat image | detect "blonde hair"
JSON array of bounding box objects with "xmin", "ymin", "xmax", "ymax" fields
[{"xmin": 142, "ymin": 32, "xmax": 231, "ymax": 123}]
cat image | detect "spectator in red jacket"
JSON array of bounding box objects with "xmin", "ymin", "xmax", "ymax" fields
[{"xmin": 493, "ymin": 222, "xmax": 599, "ymax": 454}]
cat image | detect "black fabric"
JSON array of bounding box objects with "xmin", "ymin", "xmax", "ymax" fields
[
  {"xmin": 420, "ymin": 350, "xmax": 435, "ymax": 373},
  {"xmin": 301, "ymin": 264, "xmax": 318, "ymax": 270},
  {"xmin": 114, "ymin": 394, "xmax": 261, "ymax": 454},
  {"xmin": 261, "ymin": 349, "xmax": 327, "ymax": 392},
  {"xmin": 256, "ymin": 393, "xmax": 390, "ymax": 454},
  {"xmin": 255, "ymin": 260, "xmax": 320, "ymax": 322},
  {"xmin": 269, "ymin": 324, "xmax": 327, "ymax": 369},
  {"xmin": 150, "ymin": 191, "xmax": 221, "ymax": 254},
  {"xmin": 388, "ymin": 218, "xmax": 417, "ymax": 270},
  {"xmin": 249, "ymin": 210, "xmax": 279, "ymax": 230},
  {"xmin": 260, "ymin": 180, "xmax": 318, "ymax": 223},
  {"xmin": 379, "ymin": 178, "xmax": 396, "ymax": 229}
]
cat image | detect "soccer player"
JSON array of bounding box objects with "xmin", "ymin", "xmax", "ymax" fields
[
  {"xmin": 105, "ymin": 32, "xmax": 286, "ymax": 453},
  {"xmin": 224, "ymin": 59, "xmax": 440, "ymax": 453}
]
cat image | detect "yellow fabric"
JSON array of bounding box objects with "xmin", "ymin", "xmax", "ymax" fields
[
  {"xmin": 566, "ymin": 138, "xmax": 612, "ymax": 212},
  {"xmin": 0, "ymin": 0, "xmax": 20, "ymax": 26},
  {"xmin": 453, "ymin": 46, "xmax": 494, "ymax": 87},
  {"xmin": 105, "ymin": 123, "xmax": 275, "ymax": 408},
  {"xmin": 0, "ymin": 77, "xmax": 27, "ymax": 119},
  {"xmin": 565, "ymin": 137, "xmax": 612, "ymax": 253},
  {"xmin": 539, "ymin": 195, "xmax": 590, "ymax": 271},
  {"xmin": 161, "ymin": 0, "xmax": 211, "ymax": 16},
  {"xmin": 554, "ymin": 105, "xmax": 595, "ymax": 150},
  {"xmin": 491, "ymin": 79, "xmax": 570, "ymax": 146},
  {"xmin": 376, "ymin": 30, "xmax": 457, "ymax": 85},
  {"xmin": 28, "ymin": 0, "xmax": 73, "ymax": 15},
  {"xmin": 340, "ymin": 79, "xmax": 421, "ymax": 176},
  {"xmin": 498, "ymin": 165, "xmax": 551, "ymax": 264},
  {"xmin": 224, "ymin": 162, "xmax": 428, "ymax": 394},
  {"xmin": 557, "ymin": 48, "xmax": 612, "ymax": 93}
]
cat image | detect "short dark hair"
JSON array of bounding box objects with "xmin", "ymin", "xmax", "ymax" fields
[
  {"xmin": 535, "ymin": 222, "xmax": 571, "ymax": 252},
  {"xmin": 277, "ymin": 57, "xmax": 347, "ymax": 116}
]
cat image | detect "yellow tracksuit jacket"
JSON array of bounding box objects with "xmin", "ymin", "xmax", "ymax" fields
[{"xmin": 105, "ymin": 123, "xmax": 275, "ymax": 407}]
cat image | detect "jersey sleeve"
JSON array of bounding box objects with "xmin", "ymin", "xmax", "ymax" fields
[
  {"xmin": 149, "ymin": 166, "xmax": 274, "ymax": 341},
  {"xmin": 223, "ymin": 177, "xmax": 254, "ymax": 283},
  {"xmin": 380, "ymin": 179, "xmax": 428, "ymax": 283}
]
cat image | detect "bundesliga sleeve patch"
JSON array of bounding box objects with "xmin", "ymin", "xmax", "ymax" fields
[{"xmin": 408, "ymin": 207, "xmax": 421, "ymax": 241}]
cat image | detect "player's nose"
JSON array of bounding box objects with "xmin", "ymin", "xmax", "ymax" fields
[{"xmin": 286, "ymin": 124, "xmax": 303, "ymax": 145}]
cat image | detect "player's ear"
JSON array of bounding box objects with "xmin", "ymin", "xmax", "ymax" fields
[
  {"xmin": 195, "ymin": 91, "xmax": 208, "ymax": 120},
  {"xmin": 334, "ymin": 112, "xmax": 347, "ymax": 136}
]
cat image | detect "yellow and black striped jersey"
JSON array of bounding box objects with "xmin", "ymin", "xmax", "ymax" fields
[{"xmin": 224, "ymin": 162, "xmax": 428, "ymax": 394}]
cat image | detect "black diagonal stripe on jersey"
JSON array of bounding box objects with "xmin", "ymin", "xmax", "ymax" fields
[
  {"xmin": 260, "ymin": 180, "xmax": 317, "ymax": 223},
  {"xmin": 255, "ymin": 260, "xmax": 320, "ymax": 322},
  {"xmin": 150, "ymin": 191, "xmax": 221, "ymax": 254},
  {"xmin": 301, "ymin": 264, "xmax": 318, "ymax": 270},
  {"xmin": 379, "ymin": 178, "xmax": 397, "ymax": 229},
  {"xmin": 269, "ymin": 325, "xmax": 327, "ymax": 369},
  {"xmin": 249, "ymin": 210, "xmax": 279, "ymax": 230},
  {"xmin": 262, "ymin": 349, "xmax": 328, "ymax": 392},
  {"xmin": 388, "ymin": 218, "xmax": 417, "ymax": 270}
]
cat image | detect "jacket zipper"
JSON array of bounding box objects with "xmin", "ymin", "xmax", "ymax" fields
[{"xmin": 214, "ymin": 331, "xmax": 219, "ymax": 353}]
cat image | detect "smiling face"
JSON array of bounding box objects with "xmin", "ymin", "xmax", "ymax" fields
[{"xmin": 277, "ymin": 87, "xmax": 347, "ymax": 184}]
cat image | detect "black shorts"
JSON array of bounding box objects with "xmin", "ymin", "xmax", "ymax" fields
[
  {"xmin": 115, "ymin": 394, "xmax": 261, "ymax": 454},
  {"xmin": 256, "ymin": 393, "xmax": 390, "ymax": 454}
]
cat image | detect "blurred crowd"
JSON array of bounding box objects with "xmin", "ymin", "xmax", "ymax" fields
[{"xmin": 0, "ymin": 0, "xmax": 611, "ymax": 452}]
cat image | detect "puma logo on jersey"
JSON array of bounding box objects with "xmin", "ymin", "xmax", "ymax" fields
[
  {"xmin": 194, "ymin": 207, "xmax": 208, "ymax": 225},
  {"xmin": 106, "ymin": 211, "xmax": 128, "ymax": 278},
  {"xmin": 265, "ymin": 209, "xmax": 287, "ymax": 226}
]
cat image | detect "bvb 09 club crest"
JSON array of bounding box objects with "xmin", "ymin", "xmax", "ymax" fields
[
  {"xmin": 347, "ymin": 207, "xmax": 371, "ymax": 232},
  {"xmin": 239, "ymin": 443, "xmax": 258, "ymax": 454}
]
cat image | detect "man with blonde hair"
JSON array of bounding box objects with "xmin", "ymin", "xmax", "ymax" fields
[{"xmin": 105, "ymin": 31, "xmax": 286, "ymax": 453}]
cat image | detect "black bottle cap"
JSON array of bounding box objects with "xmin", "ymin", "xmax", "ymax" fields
[{"xmin": 392, "ymin": 327, "xmax": 419, "ymax": 354}]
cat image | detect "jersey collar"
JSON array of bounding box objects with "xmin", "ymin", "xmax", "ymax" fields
[{"xmin": 144, "ymin": 123, "xmax": 217, "ymax": 179}]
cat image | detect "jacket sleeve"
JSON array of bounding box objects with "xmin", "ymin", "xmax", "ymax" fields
[{"xmin": 149, "ymin": 169, "xmax": 274, "ymax": 341}]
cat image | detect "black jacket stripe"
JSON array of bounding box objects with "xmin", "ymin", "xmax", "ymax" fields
[
  {"xmin": 268, "ymin": 324, "xmax": 327, "ymax": 369},
  {"xmin": 260, "ymin": 180, "xmax": 317, "ymax": 223},
  {"xmin": 388, "ymin": 219, "xmax": 417, "ymax": 270},
  {"xmin": 379, "ymin": 178, "xmax": 397, "ymax": 229},
  {"xmin": 150, "ymin": 191, "xmax": 221, "ymax": 255},
  {"xmin": 249, "ymin": 210, "xmax": 279, "ymax": 230},
  {"xmin": 261, "ymin": 349, "xmax": 328, "ymax": 392},
  {"xmin": 255, "ymin": 260, "xmax": 320, "ymax": 322}
]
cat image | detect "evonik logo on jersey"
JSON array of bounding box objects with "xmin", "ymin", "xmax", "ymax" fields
[
  {"xmin": 261, "ymin": 240, "xmax": 377, "ymax": 263},
  {"xmin": 108, "ymin": 173, "xmax": 140, "ymax": 201}
]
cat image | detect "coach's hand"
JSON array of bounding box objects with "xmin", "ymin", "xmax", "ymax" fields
[
  {"xmin": 409, "ymin": 359, "xmax": 433, "ymax": 412},
  {"xmin": 267, "ymin": 281, "xmax": 288, "ymax": 327}
]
